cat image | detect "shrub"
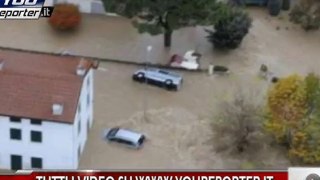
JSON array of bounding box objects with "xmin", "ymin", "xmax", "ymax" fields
[
  {"xmin": 271, "ymin": 76, "xmax": 280, "ymax": 83},
  {"xmin": 228, "ymin": 0, "xmax": 246, "ymax": 7},
  {"xmin": 49, "ymin": 3, "xmax": 81, "ymax": 31},
  {"xmin": 289, "ymin": 0, "xmax": 320, "ymax": 31},
  {"xmin": 213, "ymin": 65, "xmax": 229, "ymax": 72},
  {"xmin": 282, "ymin": 0, "xmax": 291, "ymax": 11},
  {"xmin": 268, "ymin": 0, "xmax": 283, "ymax": 16},
  {"xmin": 212, "ymin": 90, "xmax": 264, "ymax": 154},
  {"xmin": 206, "ymin": 6, "xmax": 252, "ymax": 49},
  {"xmin": 260, "ymin": 64, "xmax": 268, "ymax": 73}
]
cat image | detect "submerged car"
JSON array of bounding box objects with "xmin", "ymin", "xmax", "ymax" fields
[
  {"xmin": 132, "ymin": 68, "xmax": 183, "ymax": 91},
  {"xmin": 103, "ymin": 127, "xmax": 146, "ymax": 149}
]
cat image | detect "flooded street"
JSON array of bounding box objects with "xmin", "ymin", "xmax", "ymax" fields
[
  {"xmin": 79, "ymin": 62, "xmax": 288, "ymax": 169},
  {"xmin": 80, "ymin": 62, "xmax": 224, "ymax": 169},
  {"xmin": 77, "ymin": 9, "xmax": 320, "ymax": 169}
]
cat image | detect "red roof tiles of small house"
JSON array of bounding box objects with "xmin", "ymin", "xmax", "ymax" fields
[{"xmin": 0, "ymin": 49, "xmax": 95, "ymax": 124}]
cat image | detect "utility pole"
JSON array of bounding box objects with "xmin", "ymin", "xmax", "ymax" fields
[{"xmin": 143, "ymin": 45, "xmax": 152, "ymax": 122}]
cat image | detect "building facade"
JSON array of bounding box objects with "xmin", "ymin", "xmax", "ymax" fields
[{"xmin": 0, "ymin": 50, "xmax": 97, "ymax": 170}]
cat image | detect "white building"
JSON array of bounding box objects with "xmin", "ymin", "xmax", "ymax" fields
[
  {"xmin": 0, "ymin": 50, "xmax": 98, "ymax": 170},
  {"xmin": 44, "ymin": 0, "xmax": 106, "ymax": 14}
]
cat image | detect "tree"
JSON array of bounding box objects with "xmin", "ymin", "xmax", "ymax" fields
[
  {"xmin": 289, "ymin": 73, "xmax": 320, "ymax": 164},
  {"xmin": 49, "ymin": 3, "xmax": 81, "ymax": 31},
  {"xmin": 289, "ymin": 117, "xmax": 320, "ymax": 164},
  {"xmin": 305, "ymin": 73, "xmax": 320, "ymax": 114},
  {"xmin": 205, "ymin": 6, "xmax": 252, "ymax": 49},
  {"xmin": 265, "ymin": 75, "xmax": 307, "ymax": 145},
  {"xmin": 102, "ymin": 0, "xmax": 221, "ymax": 47},
  {"xmin": 212, "ymin": 90, "xmax": 263, "ymax": 154},
  {"xmin": 289, "ymin": 0, "xmax": 320, "ymax": 31},
  {"xmin": 265, "ymin": 73, "xmax": 320, "ymax": 165}
]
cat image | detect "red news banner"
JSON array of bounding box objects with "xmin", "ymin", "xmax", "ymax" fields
[{"xmin": 0, "ymin": 171, "xmax": 288, "ymax": 180}]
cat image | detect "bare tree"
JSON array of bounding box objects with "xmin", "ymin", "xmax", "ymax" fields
[{"xmin": 212, "ymin": 90, "xmax": 264, "ymax": 154}]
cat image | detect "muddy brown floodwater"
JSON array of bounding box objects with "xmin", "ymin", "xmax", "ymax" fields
[
  {"xmin": 0, "ymin": 1, "xmax": 316, "ymax": 169},
  {"xmin": 79, "ymin": 62, "xmax": 289, "ymax": 169},
  {"xmin": 77, "ymin": 8, "xmax": 319, "ymax": 169}
]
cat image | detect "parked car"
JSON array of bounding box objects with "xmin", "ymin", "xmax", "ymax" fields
[
  {"xmin": 103, "ymin": 127, "xmax": 146, "ymax": 149},
  {"xmin": 132, "ymin": 68, "xmax": 183, "ymax": 91}
]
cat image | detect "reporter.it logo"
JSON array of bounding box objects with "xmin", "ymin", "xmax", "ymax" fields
[{"xmin": 0, "ymin": 0, "xmax": 53, "ymax": 19}]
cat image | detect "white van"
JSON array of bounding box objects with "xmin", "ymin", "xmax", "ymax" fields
[{"xmin": 103, "ymin": 127, "xmax": 146, "ymax": 149}]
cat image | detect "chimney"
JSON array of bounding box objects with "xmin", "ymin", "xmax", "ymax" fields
[
  {"xmin": 76, "ymin": 58, "xmax": 86, "ymax": 76},
  {"xmin": 92, "ymin": 60, "xmax": 100, "ymax": 69},
  {"xmin": 60, "ymin": 50, "xmax": 71, "ymax": 56},
  {"xmin": 52, "ymin": 103, "xmax": 64, "ymax": 116},
  {"xmin": 0, "ymin": 60, "xmax": 5, "ymax": 70}
]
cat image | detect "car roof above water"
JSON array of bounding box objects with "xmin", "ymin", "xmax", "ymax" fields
[
  {"xmin": 137, "ymin": 68, "xmax": 182, "ymax": 79},
  {"xmin": 114, "ymin": 128, "xmax": 143, "ymax": 143}
]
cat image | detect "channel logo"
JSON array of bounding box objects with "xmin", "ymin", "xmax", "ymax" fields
[
  {"xmin": 0, "ymin": 0, "xmax": 53, "ymax": 19},
  {"xmin": 289, "ymin": 168, "xmax": 320, "ymax": 180}
]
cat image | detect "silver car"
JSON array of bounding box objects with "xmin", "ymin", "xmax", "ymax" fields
[
  {"xmin": 103, "ymin": 127, "xmax": 146, "ymax": 149},
  {"xmin": 132, "ymin": 68, "xmax": 183, "ymax": 91}
]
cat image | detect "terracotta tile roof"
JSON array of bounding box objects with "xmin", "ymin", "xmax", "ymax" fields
[{"xmin": 0, "ymin": 49, "xmax": 96, "ymax": 124}]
